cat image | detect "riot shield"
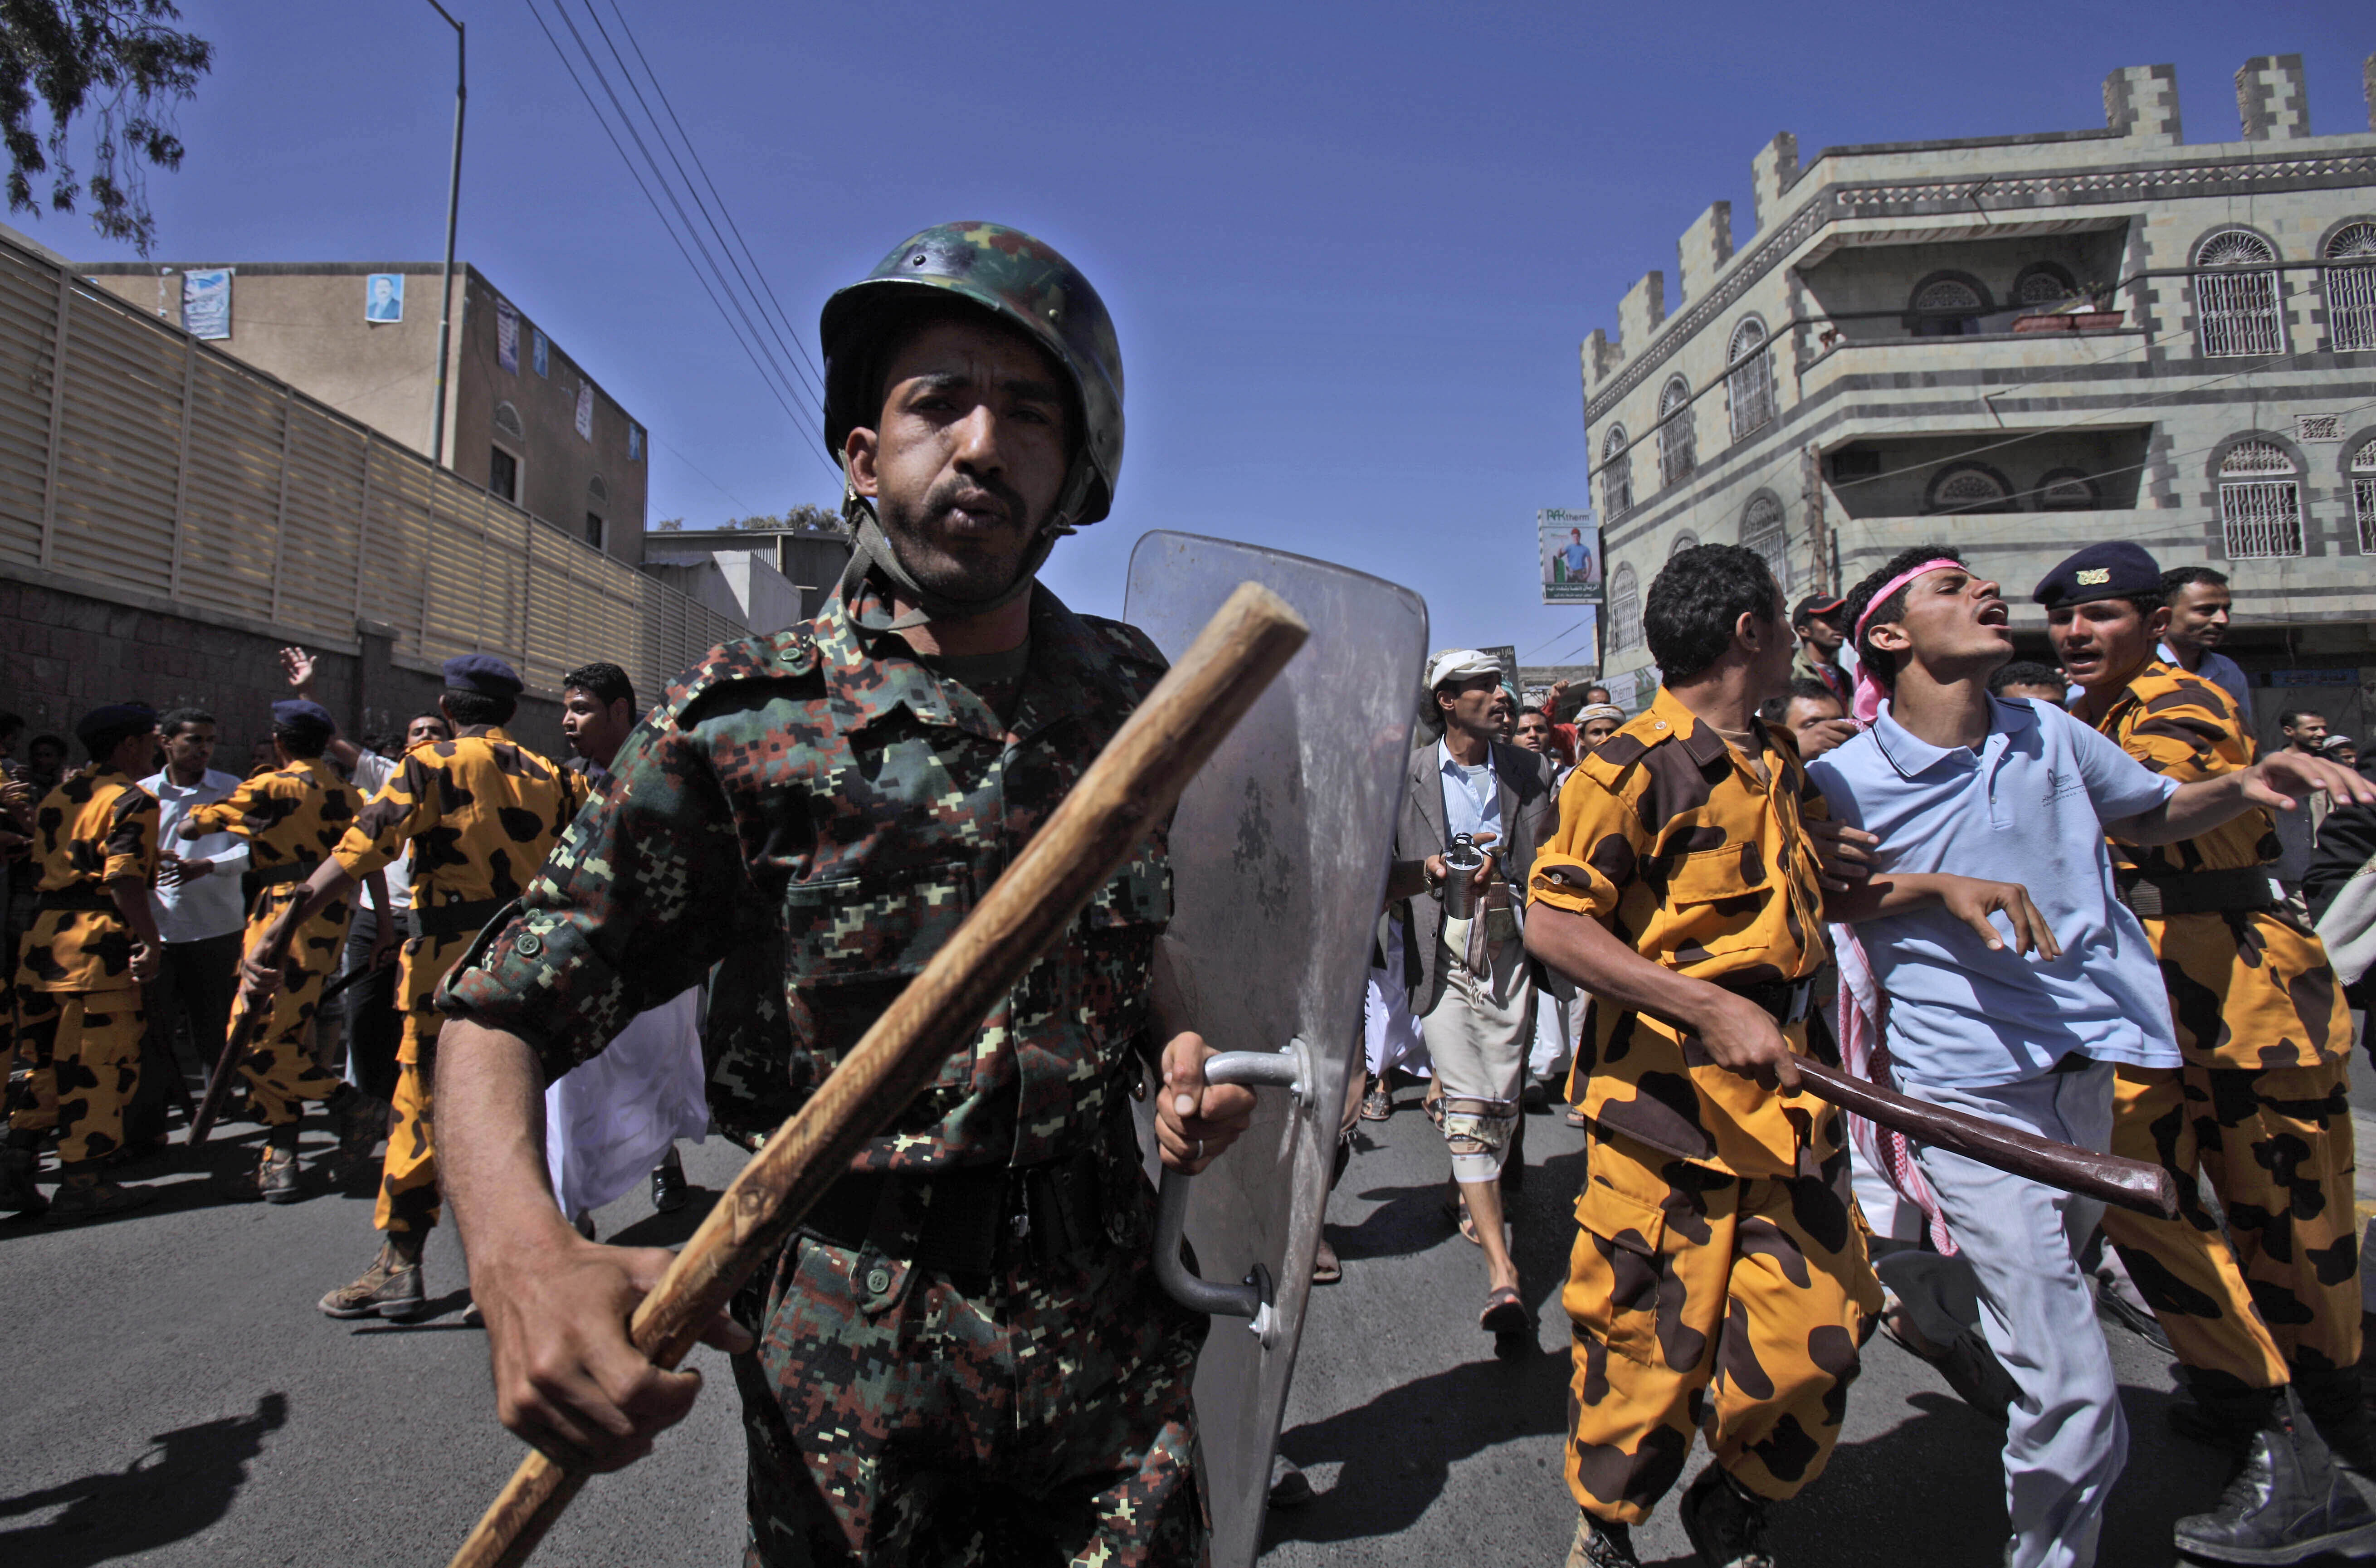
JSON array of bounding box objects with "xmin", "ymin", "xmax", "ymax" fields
[{"xmin": 1123, "ymin": 531, "xmax": 1427, "ymax": 1567}]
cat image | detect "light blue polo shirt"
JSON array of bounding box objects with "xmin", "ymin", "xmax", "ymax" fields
[{"xmin": 1806, "ymin": 696, "xmax": 2184, "ymax": 1088}]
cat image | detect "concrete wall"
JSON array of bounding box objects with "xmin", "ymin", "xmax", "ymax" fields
[{"xmin": 0, "ymin": 576, "xmax": 565, "ymax": 767}]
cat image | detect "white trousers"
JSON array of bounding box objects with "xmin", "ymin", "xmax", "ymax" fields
[
  {"xmin": 1901, "ymin": 1064, "xmax": 2124, "ymax": 1568},
  {"xmin": 544, "ymin": 986, "xmax": 709, "ymax": 1222},
  {"xmin": 1365, "ymin": 914, "xmax": 1429, "ymax": 1080}
]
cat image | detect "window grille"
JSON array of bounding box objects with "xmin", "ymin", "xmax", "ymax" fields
[
  {"xmin": 2036, "ymin": 469, "xmax": 2099, "ymax": 510},
  {"xmin": 1741, "ymin": 492, "xmax": 1787, "ymax": 584},
  {"xmin": 1726, "ymin": 319, "xmax": 1774, "ymax": 441},
  {"xmin": 2195, "ymin": 230, "xmax": 2286, "ymax": 357},
  {"xmin": 1668, "ymin": 530, "xmax": 1700, "ymax": 559},
  {"xmin": 2324, "ymin": 222, "xmax": 2376, "ymax": 352},
  {"xmin": 1656, "ymin": 378, "xmax": 1695, "ymax": 486},
  {"xmin": 588, "ymin": 475, "xmax": 608, "ymax": 503},
  {"xmin": 2352, "ymin": 440, "xmax": 2376, "ymax": 554},
  {"xmin": 1927, "ymin": 463, "xmax": 2015, "ymax": 514},
  {"xmin": 1600, "ymin": 424, "xmax": 1632, "ymax": 517},
  {"xmin": 494, "ymin": 401, "xmax": 525, "ymax": 442},
  {"xmin": 1607, "ymin": 564, "xmax": 1642, "ymax": 652},
  {"xmin": 2220, "ymin": 441, "xmax": 2302, "ymax": 557},
  {"xmin": 2014, "ymin": 265, "xmax": 2078, "ymax": 307},
  {"xmin": 1914, "ymin": 278, "xmax": 1983, "ymax": 312}
]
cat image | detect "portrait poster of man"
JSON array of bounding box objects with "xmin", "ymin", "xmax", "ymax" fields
[
  {"xmin": 1539, "ymin": 506, "xmax": 1601, "ymax": 604},
  {"xmin": 533, "ymin": 328, "xmax": 549, "ymax": 377},
  {"xmin": 574, "ymin": 380, "xmax": 594, "ymax": 439},
  {"xmin": 496, "ymin": 298, "xmax": 520, "ymax": 373},
  {"xmin": 364, "ymin": 273, "xmax": 404, "ymax": 323},
  {"xmin": 181, "ymin": 268, "xmax": 231, "ymax": 340}
]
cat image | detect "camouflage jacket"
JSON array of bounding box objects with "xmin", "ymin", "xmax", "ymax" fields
[
  {"xmin": 441, "ymin": 576, "xmax": 1175, "ymax": 1169},
  {"xmin": 15, "ymin": 765, "xmax": 159, "ymax": 993},
  {"xmin": 184, "ymin": 756, "xmax": 362, "ymax": 886},
  {"xmin": 2093, "ymin": 661, "xmax": 2347, "ymax": 1071}
]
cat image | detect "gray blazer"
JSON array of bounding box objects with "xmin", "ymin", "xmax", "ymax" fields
[{"xmin": 1390, "ymin": 737, "xmax": 1561, "ymax": 1016}]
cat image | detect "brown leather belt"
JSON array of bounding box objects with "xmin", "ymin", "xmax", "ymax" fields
[
  {"xmin": 800, "ymin": 1145, "xmax": 1112, "ymax": 1280},
  {"xmin": 2113, "ymin": 866, "xmax": 2282, "ymax": 919}
]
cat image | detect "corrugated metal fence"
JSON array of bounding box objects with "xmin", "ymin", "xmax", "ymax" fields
[{"xmin": 0, "ymin": 233, "xmax": 742, "ymax": 701}]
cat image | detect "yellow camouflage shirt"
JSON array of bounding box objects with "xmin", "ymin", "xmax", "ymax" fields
[
  {"xmin": 1527, "ymin": 685, "xmax": 1836, "ymax": 1178},
  {"xmin": 2093, "ymin": 660, "xmax": 2347, "ymax": 1071},
  {"xmin": 15, "ymin": 765, "xmax": 158, "ymax": 993},
  {"xmin": 184, "ymin": 756, "xmax": 363, "ymax": 888},
  {"xmin": 333, "ymin": 727, "xmax": 588, "ymax": 937}
]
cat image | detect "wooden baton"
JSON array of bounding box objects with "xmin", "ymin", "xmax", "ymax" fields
[
  {"xmin": 444, "ymin": 581, "xmax": 1311, "ymax": 1568},
  {"xmin": 1794, "ymin": 1057, "xmax": 2178, "ymax": 1220},
  {"xmin": 185, "ymin": 995, "xmax": 264, "ymax": 1145}
]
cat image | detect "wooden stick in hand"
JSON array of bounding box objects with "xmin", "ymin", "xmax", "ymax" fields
[{"xmin": 445, "ymin": 580, "xmax": 1311, "ymax": 1568}]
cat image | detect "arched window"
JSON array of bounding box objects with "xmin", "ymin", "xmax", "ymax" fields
[
  {"xmin": 1909, "ymin": 274, "xmax": 1987, "ymax": 336},
  {"xmin": 588, "ymin": 475, "xmax": 608, "ymax": 505},
  {"xmin": 2349, "ymin": 439, "xmax": 2375, "ymax": 555},
  {"xmin": 1600, "ymin": 424, "xmax": 1633, "ymax": 518},
  {"xmin": 1668, "ymin": 530, "xmax": 1700, "ymax": 559},
  {"xmin": 2324, "ymin": 222, "xmax": 2376, "ymax": 352},
  {"xmin": 2219, "ymin": 440, "xmax": 2303, "ymax": 558},
  {"xmin": 494, "ymin": 400, "xmax": 525, "ymax": 442},
  {"xmin": 1726, "ymin": 318, "xmax": 1774, "ymax": 441},
  {"xmin": 2013, "ymin": 263, "xmax": 2079, "ymax": 308},
  {"xmin": 1925, "ymin": 463, "xmax": 2017, "ymax": 515},
  {"xmin": 1740, "ymin": 492, "xmax": 1787, "ymax": 584},
  {"xmin": 2195, "ymin": 230, "xmax": 2286, "ymax": 357},
  {"xmin": 1656, "ymin": 377, "xmax": 1695, "ymax": 487},
  {"xmin": 1606, "ymin": 563, "xmax": 1642, "ymax": 654},
  {"xmin": 2035, "ymin": 468, "xmax": 2100, "ymax": 510}
]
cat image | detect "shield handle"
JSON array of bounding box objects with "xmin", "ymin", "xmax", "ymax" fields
[{"xmin": 1153, "ymin": 1039, "xmax": 1313, "ymax": 1335}]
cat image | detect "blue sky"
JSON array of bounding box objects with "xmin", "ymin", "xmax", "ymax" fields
[{"xmin": 44, "ymin": 0, "xmax": 2373, "ymax": 661}]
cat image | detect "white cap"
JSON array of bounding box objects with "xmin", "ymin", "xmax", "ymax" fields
[{"xmin": 1426, "ymin": 648, "xmax": 1503, "ymax": 691}]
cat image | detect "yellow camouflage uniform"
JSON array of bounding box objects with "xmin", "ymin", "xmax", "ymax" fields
[
  {"xmin": 1528, "ymin": 687, "xmax": 1880, "ymax": 1527},
  {"xmin": 9, "ymin": 765, "xmax": 158, "ymax": 1165},
  {"xmin": 2089, "ymin": 661, "xmax": 2359, "ymax": 1395},
  {"xmin": 332, "ymin": 729, "xmax": 585, "ymax": 1235},
  {"xmin": 185, "ymin": 757, "xmax": 363, "ymax": 1127}
]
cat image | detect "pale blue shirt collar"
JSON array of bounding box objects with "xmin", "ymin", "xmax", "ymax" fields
[{"xmin": 1867, "ymin": 694, "xmax": 2037, "ymax": 780}]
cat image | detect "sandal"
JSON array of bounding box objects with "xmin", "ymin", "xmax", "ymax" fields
[
  {"xmin": 1563, "ymin": 1105, "xmax": 1589, "ymax": 1128},
  {"xmin": 1360, "ymin": 1084, "xmax": 1394, "ymax": 1121},
  {"xmin": 1480, "ymin": 1285, "xmax": 1529, "ymax": 1334},
  {"xmin": 1312, "ymin": 1237, "xmax": 1342, "ymax": 1285}
]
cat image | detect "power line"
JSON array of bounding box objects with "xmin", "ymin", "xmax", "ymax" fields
[{"xmin": 654, "ymin": 431, "xmax": 758, "ymax": 516}]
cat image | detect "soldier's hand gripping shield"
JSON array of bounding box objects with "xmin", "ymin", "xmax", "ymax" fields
[{"xmin": 1124, "ymin": 531, "xmax": 1427, "ymax": 1567}]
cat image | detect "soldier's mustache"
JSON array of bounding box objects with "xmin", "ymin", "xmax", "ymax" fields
[{"xmin": 924, "ymin": 474, "xmax": 1028, "ymax": 531}]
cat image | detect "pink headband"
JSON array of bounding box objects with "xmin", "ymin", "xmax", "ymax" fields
[{"xmin": 1849, "ymin": 557, "xmax": 1961, "ymax": 725}]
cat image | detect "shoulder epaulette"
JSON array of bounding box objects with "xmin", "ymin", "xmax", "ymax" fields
[
  {"xmin": 663, "ymin": 626, "xmax": 825, "ymax": 721},
  {"xmin": 1082, "ymin": 614, "xmax": 1167, "ymax": 670},
  {"xmin": 1578, "ymin": 715, "xmax": 1666, "ymax": 790}
]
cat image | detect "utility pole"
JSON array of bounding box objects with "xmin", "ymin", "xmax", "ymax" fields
[
  {"xmin": 1801, "ymin": 442, "xmax": 1830, "ymax": 594},
  {"xmin": 426, "ymin": 0, "xmax": 465, "ymax": 467}
]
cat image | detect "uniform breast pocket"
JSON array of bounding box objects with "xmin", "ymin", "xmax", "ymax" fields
[
  {"xmin": 1663, "ymin": 842, "xmax": 1770, "ymax": 960},
  {"xmin": 781, "ymin": 861, "xmax": 976, "ymax": 983}
]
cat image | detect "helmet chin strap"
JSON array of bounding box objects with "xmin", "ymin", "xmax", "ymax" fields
[{"xmin": 836, "ymin": 473, "xmax": 1059, "ymax": 633}]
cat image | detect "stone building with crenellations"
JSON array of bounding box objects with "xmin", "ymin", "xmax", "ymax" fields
[{"xmin": 1581, "ymin": 54, "xmax": 2376, "ymax": 750}]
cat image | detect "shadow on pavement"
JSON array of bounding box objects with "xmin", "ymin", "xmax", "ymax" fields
[
  {"xmin": 607, "ymin": 1186, "xmax": 721, "ymax": 1250},
  {"xmin": 0, "ymin": 1391, "xmax": 288, "ymax": 1567}
]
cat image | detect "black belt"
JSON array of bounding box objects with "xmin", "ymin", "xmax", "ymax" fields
[
  {"xmin": 36, "ymin": 886, "xmax": 114, "ymax": 913},
  {"xmin": 1724, "ymin": 976, "xmax": 1815, "ymax": 1026},
  {"xmin": 413, "ymin": 897, "xmax": 509, "ymax": 942},
  {"xmin": 800, "ymin": 1144, "xmax": 1112, "ymax": 1280},
  {"xmin": 2113, "ymin": 866, "xmax": 2282, "ymax": 919}
]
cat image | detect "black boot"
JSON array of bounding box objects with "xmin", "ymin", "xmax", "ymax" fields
[
  {"xmin": 1678, "ymin": 1465, "xmax": 1776, "ymax": 1568},
  {"xmin": 2175, "ymin": 1387, "xmax": 2376, "ymax": 1564},
  {"xmin": 2293, "ymin": 1362, "xmax": 2376, "ymax": 1475},
  {"xmin": 0, "ymin": 1144, "xmax": 45, "ymax": 1215}
]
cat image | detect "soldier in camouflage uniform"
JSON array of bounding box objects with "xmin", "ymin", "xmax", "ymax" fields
[
  {"xmin": 182, "ymin": 698, "xmax": 390, "ymax": 1203},
  {"xmin": 434, "ymin": 222, "xmax": 1257, "ymax": 1568},
  {"xmin": 234, "ymin": 657, "xmax": 587, "ymax": 1320},
  {"xmin": 2, "ymin": 703, "xmax": 166, "ymax": 1224}
]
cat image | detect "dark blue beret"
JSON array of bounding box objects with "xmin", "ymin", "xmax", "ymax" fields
[
  {"xmin": 74, "ymin": 701, "xmax": 156, "ymax": 747},
  {"xmin": 2032, "ymin": 541, "xmax": 2163, "ymax": 610},
  {"xmin": 271, "ymin": 698, "xmax": 337, "ymax": 733},
  {"xmin": 442, "ymin": 654, "xmax": 523, "ymax": 696}
]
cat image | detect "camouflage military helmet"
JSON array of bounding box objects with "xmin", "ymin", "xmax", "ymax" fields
[{"xmin": 821, "ymin": 221, "xmax": 1124, "ymax": 529}]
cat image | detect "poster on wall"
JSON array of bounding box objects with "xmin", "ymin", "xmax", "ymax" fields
[
  {"xmin": 181, "ymin": 269, "xmax": 231, "ymax": 339},
  {"xmin": 1478, "ymin": 644, "xmax": 1518, "ymax": 691},
  {"xmin": 628, "ymin": 423, "xmax": 644, "ymax": 462},
  {"xmin": 533, "ymin": 329, "xmax": 549, "ymax": 377},
  {"xmin": 1540, "ymin": 507, "xmax": 1600, "ymax": 604},
  {"xmin": 575, "ymin": 380, "xmax": 594, "ymax": 440},
  {"xmin": 496, "ymin": 298, "xmax": 520, "ymax": 373},
  {"xmin": 364, "ymin": 273, "xmax": 405, "ymax": 322}
]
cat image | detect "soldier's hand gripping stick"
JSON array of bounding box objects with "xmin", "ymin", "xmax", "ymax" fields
[
  {"xmin": 1794, "ymin": 1057, "xmax": 2179, "ymax": 1219},
  {"xmin": 445, "ymin": 581, "xmax": 1312, "ymax": 1568}
]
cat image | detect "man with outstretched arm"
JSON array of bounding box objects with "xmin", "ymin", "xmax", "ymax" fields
[
  {"xmin": 2047, "ymin": 541, "xmax": 2376, "ymax": 1559},
  {"xmin": 433, "ymin": 224, "xmax": 1256, "ymax": 1566}
]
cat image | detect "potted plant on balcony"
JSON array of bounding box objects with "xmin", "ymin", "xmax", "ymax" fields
[{"xmin": 2071, "ymin": 282, "xmax": 2122, "ymax": 331}]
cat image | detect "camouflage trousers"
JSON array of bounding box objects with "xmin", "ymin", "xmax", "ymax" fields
[
  {"xmin": 225, "ymin": 885, "xmax": 351, "ymax": 1127},
  {"xmin": 9, "ymin": 986, "xmax": 144, "ymax": 1164},
  {"xmin": 2099, "ymin": 1060, "xmax": 2361, "ymax": 1389},
  {"xmin": 1563, "ymin": 1127, "xmax": 1881, "ymax": 1525},
  {"xmin": 728, "ymin": 1212, "xmax": 1208, "ymax": 1566},
  {"xmin": 373, "ymin": 932, "xmax": 465, "ymax": 1236}
]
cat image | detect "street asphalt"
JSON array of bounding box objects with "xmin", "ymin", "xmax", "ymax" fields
[{"xmin": 3, "ymin": 1074, "xmax": 2366, "ymax": 1566}]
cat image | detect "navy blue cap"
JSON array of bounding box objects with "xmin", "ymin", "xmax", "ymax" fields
[
  {"xmin": 2032, "ymin": 541, "xmax": 2163, "ymax": 611},
  {"xmin": 271, "ymin": 698, "xmax": 337, "ymax": 734},
  {"xmin": 74, "ymin": 701, "xmax": 156, "ymax": 747},
  {"xmin": 442, "ymin": 654, "xmax": 523, "ymax": 696}
]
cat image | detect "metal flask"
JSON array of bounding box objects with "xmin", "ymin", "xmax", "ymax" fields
[
  {"xmin": 1440, "ymin": 832, "xmax": 1487, "ymax": 920},
  {"xmin": 1122, "ymin": 529, "xmax": 1428, "ymax": 1568}
]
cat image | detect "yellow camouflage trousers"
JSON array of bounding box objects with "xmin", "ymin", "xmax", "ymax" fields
[
  {"xmin": 10, "ymin": 986, "xmax": 144, "ymax": 1164},
  {"xmin": 1564, "ymin": 1127, "xmax": 1881, "ymax": 1525},
  {"xmin": 224, "ymin": 883, "xmax": 351, "ymax": 1127},
  {"xmin": 374, "ymin": 932, "xmax": 465, "ymax": 1236},
  {"xmin": 2100, "ymin": 1060, "xmax": 2360, "ymax": 1386}
]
